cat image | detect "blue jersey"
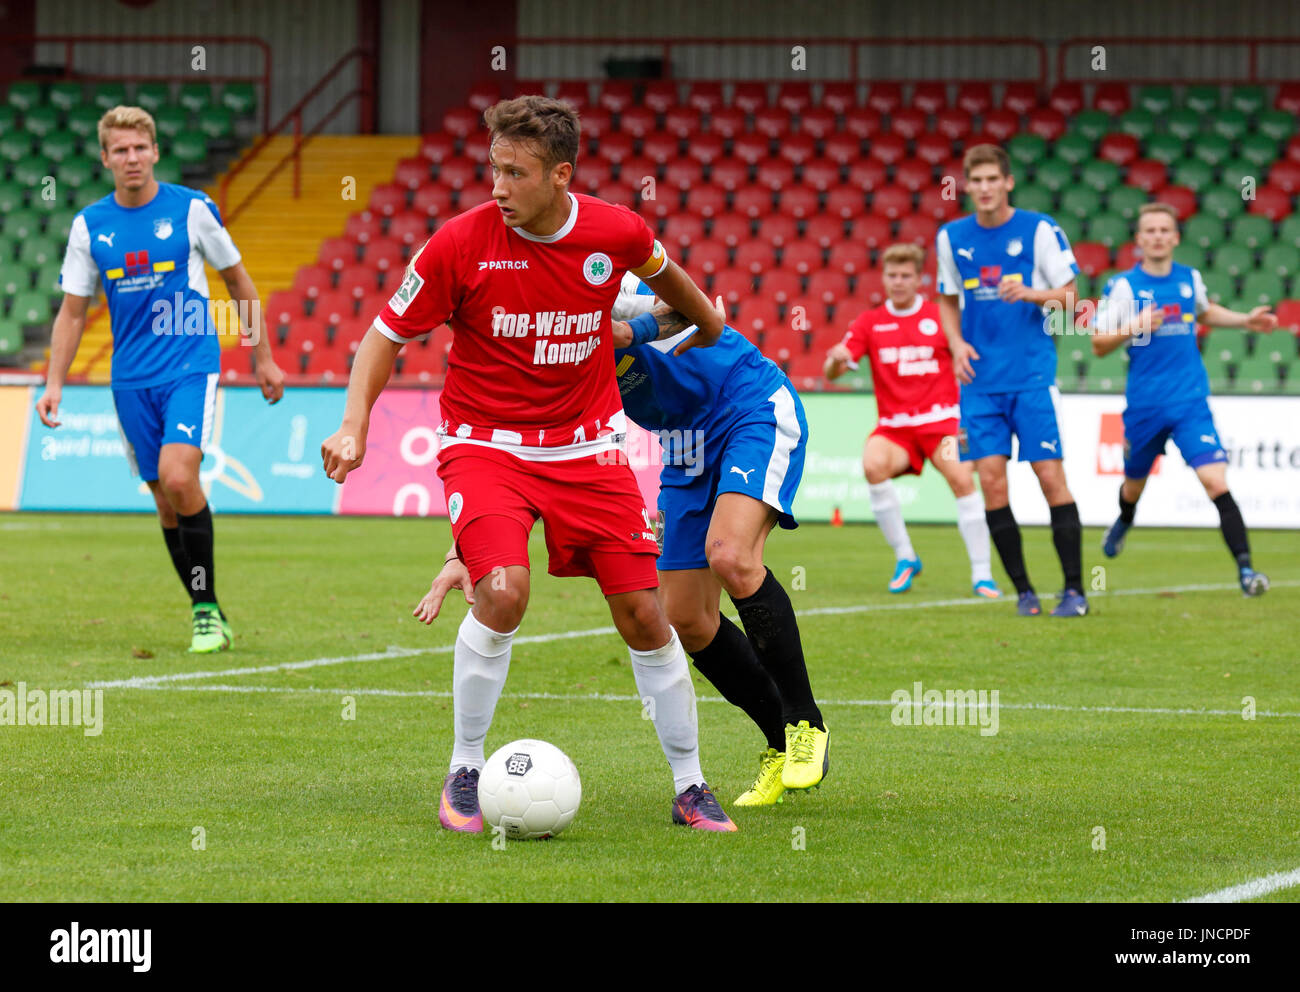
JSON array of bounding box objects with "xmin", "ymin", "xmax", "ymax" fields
[
  {"xmin": 60, "ymin": 182, "xmax": 242, "ymax": 390},
  {"xmin": 1096, "ymin": 263, "xmax": 1210, "ymax": 410},
  {"xmin": 935, "ymin": 208, "xmax": 1079, "ymax": 394}
]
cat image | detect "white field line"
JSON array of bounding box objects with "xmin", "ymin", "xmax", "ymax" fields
[
  {"xmin": 1182, "ymin": 866, "xmax": 1300, "ymax": 903},
  {"xmin": 87, "ymin": 579, "xmax": 1297, "ymax": 693}
]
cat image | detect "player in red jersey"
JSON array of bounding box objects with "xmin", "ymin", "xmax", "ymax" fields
[
  {"xmin": 824, "ymin": 244, "xmax": 998, "ymax": 598},
  {"xmin": 321, "ymin": 96, "xmax": 737, "ymax": 833}
]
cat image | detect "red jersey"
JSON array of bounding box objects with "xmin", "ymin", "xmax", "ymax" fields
[
  {"xmin": 375, "ymin": 192, "xmax": 667, "ymax": 459},
  {"xmin": 842, "ymin": 296, "xmax": 960, "ymax": 428}
]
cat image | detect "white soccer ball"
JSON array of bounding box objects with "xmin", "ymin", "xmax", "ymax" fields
[{"xmin": 479, "ymin": 739, "xmax": 582, "ymax": 840}]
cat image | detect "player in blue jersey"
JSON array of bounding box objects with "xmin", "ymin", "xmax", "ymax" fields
[
  {"xmin": 935, "ymin": 144, "xmax": 1088, "ymax": 617},
  {"xmin": 35, "ymin": 106, "xmax": 285, "ymax": 652},
  {"xmin": 1092, "ymin": 202, "xmax": 1276, "ymax": 595}
]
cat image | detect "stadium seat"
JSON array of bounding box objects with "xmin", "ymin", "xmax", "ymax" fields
[
  {"xmin": 684, "ymin": 183, "xmax": 727, "ymax": 218},
  {"xmin": 597, "ymin": 131, "xmax": 635, "ymax": 164},
  {"xmin": 849, "ymin": 214, "xmax": 891, "ymax": 249},
  {"xmin": 933, "ymin": 108, "xmax": 972, "ymax": 143},
  {"xmin": 869, "ymin": 184, "xmax": 910, "ymax": 219},
  {"xmin": 1072, "ymin": 241, "xmax": 1111, "ymax": 277},
  {"xmin": 1153, "ymin": 184, "xmax": 1196, "ymax": 220},
  {"xmin": 825, "ymin": 186, "xmax": 866, "ymax": 219},
  {"xmin": 598, "ymin": 80, "xmax": 635, "ymax": 114},
  {"xmin": 981, "ymin": 109, "xmax": 1019, "ymax": 142},
  {"xmin": 338, "ymin": 267, "xmax": 379, "ymax": 300},
  {"xmin": 1212, "ymin": 242, "xmax": 1253, "ymax": 278},
  {"xmin": 890, "ymin": 107, "xmax": 927, "ymax": 141},
  {"xmin": 1007, "ymin": 133, "xmax": 1048, "ymax": 169},
  {"xmin": 798, "ymin": 106, "xmax": 836, "ymax": 140},
  {"xmin": 842, "ymin": 107, "xmax": 883, "ymax": 140},
  {"xmin": 776, "ymin": 132, "xmax": 817, "ymax": 165},
  {"xmin": 1113, "ymin": 243, "xmax": 1139, "ymax": 270},
  {"xmin": 1080, "ymin": 159, "xmax": 1121, "ymax": 193},
  {"xmin": 801, "ymin": 157, "xmax": 841, "ymax": 191},
  {"xmin": 780, "ymin": 240, "xmax": 822, "ymax": 274},
  {"xmin": 1026, "ymin": 108, "xmax": 1067, "ymax": 142},
  {"xmin": 620, "ymin": 153, "xmax": 658, "ymax": 188},
  {"xmin": 917, "ymin": 186, "xmax": 961, "ymax": 221},
  {"xmin": 1097, "ymin": 133, "xmax": 1140, "ymax": 167},
  {"xmin": 686, "ymin": 240, "xmax": 728, "ymax": 273},
  {"xmin": 712, "ymin": 266, "xmax": 755, "ymax": 305},
  {"xmin": 913, "ymin": 133, "xmax": 952, "ymax": 167},
  {"xmin": 760, "ymin": 268, "xmax": 801, "ymax": 303},
  {"xmin": 828, "ymin": 241, "xmax": 870, "ymax": 275},
  {"xmin": 1241, "ymin": 272, "xmax": 1285, "ymax": 306},
  {"xmin": 865, "ymin": 82, "xmax": 902, "ymax": 115},
  {"xmin": 619, "ymin": 105, "xmax": 656, "ymax": 139},
  {"xmin": 1013, "ymin": 182, "xmax": 1053, "ymax": 214},
  {"xmin": 367, "ymin": 182, "xmax": 407, "ymax": 217},
  {"xmin": 412, "ymin": 183, "xmax": 453, "ymax": 217},
  {"xmin": 895, "ymin": 214, "xmax": 937, "ymax": 247},
  {"xmin": 1093, "ymin": 83, "xmax": 1131, "ymax": 115},
  {"xmin": 755, "ymin": 156, "xmax": 795, "ymax": 190},
  {"xmin": 822, "ymin": 133, "xmax": 861, "ymax": 167},
  {"xmin": 686, "ymin": 82, "xmax": 724, "ymax": 114},
  {"xmin": 1067, "ymin": 109, "xmax": 1109, "ymax": 143},
  {"xmin": 1048, "ymin": 82, "xmax": 1084, "ymax": 116},
  {"xmin": 389, "ymin": 212, "xmax": 429, "ymax": 245},
  {"xmin": 598, "ymin": 182, "xmax": 638, "ymax": 210},
  {"xmin": 553, "ymin": 81, "xmax": 588, "ymax": 112},
  {"xmin": 661, "ymin": 105, "xmax": 700, "ymax": 139},
  {"xmin": 1257, "ymin": 109, "xmax": 1296, "ymax": 145},
  {"xmin": 1249, "ymin": 186, "xmax": 1293, "ymax": 222},
  {"xmin": 344, "ymin": 212, "xmax": 382, "ymax": 243},
  {"xmin": 757, "ymin": 212, "xmax": 798, "ymax": 247},
  {"xmin": 733, "ymin": 184, "xmax": 774, "ymax": 218},
  {"xmin": 392, "ymin": 157, "xmax": 431, "ymax": 189},
  {"xmin": 1201, "ymin": 186, "xmax": 1245, "ymax": 220},
  {"xmin": 1085, "ymin": 212, "xmax": 1128, "ymax": 247},
  {"xmin": 798, "ymin": 213, "xmax": 839, "ymax": 248},
  {"xmin": 1033, "ymin": 158, "xmax": 1073, "ymax": 192},
  {"xmin": 754, "ymin": 107, "xmax": 792, "ymax": 139},
  {"xmin": 732, "ymin": 134, "xmax": 771, "ymax": 166},
  {"xmin": 662, "ymin": 212, "xmax": 705, "ymax": 250},
  {"xmin": 846, "ymin": 158, "xmax": 887, "ymax": 190},
  {"xmin": 363, "ymin": 238, "xmax": 405, "ymax": 272},
  {"xmin": 732, "ymin": 298, "xmax": 781, "ymax": 343},
  {"xmin": 662, "ymin": 157, "xmax": 703, "ymax": 191},
  {"xmin": 1048, "ymin": 133, "xmax": 1090, "ymax": 167},
  {"xmin": 1267, "ymin": 158, "xmax": 1300, "ymax": 194},
  {"xmin": 1274, "ymin": 301, "xmax": 1300, "ymax": 333},
  {"xmin": 1261, "ymin": 242, "xmax": 1300, "ymax": 279},
  {"xmin": 820, "ymin": 82, "xmax": 858, "ymax": 115},
  {"xmin": 912, "ymin": 81, "xmax": 948, "ymax": 115},
  {"xmin": 708, "ymin": 156, "xmax": 749, "ymax": 190},
  {"xmin": 709, "ymin": 211, "xmax": 750, "ymax": 247},
  {"xmin": 419, "ymin": 132, "xmax": 456, "ymax": 163},
  {"xmin": 575, "ymin": 156, "xmax": 614, "ymax": 193},
  {"xmin": 704, "ymin": 107, "xmax": 744, "ymax": 142},
  {"xmin": 1000, "ymin": 81, "xmax": 1037, "ymax": 115},
  {"xmin": 894, "ymin": 158, "xmax": 933, "ymax": 192},
  {"xmin": 807, "ymin": 267, "xmax": 849, "ymax": 304},
  {"xmin": 1190, "ymin": 134, "xmax": 1233, "ymax": 167},
  {"xmin": 1124, "ymin": 158, "xmax": 1167, "ymax": 193},
  {"xmin": 643, "ymin": 82, "xmax": 679, "ymax": 115},
  {"xmin": 1106, "ymin": 184, "xmax": 1147, "ymax": 220},
  {"xmin": 850, "ymin": 267, "xmax": 885, "ymax": 305},
  {"xmin": 732, "ymin": 81, "xmax": 769, "ymax": 114}
]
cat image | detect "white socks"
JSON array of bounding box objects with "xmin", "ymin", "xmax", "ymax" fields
[
  {"xmin": 956, "ymin": 491, "xmax": 993, "ymax": 583},
  {"xmin": 869, "ymin": 480, "xmax": 915, "ymax": 562},
  {"xmin": 629, "ymin": 629, "xmax": 703, "ymax": 794},
  {"xmin": 448, "ymin": 610, "xmax": 516, "ymax": 773}
]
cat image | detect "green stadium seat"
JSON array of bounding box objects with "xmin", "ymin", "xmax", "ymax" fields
[
  {"xmin": 0, "ymin": 105, "xmax": 15, "ymax": 134},
  {"xmin": 1234, "ymin": 352, "xmax": 1281, "ymax": 393},
  {"xmin": 1171, "ymin": 158, "xmax": 1213, "ymax": 192},
  {"xmin": 1200, "ymin": 350, "xmax": 1231, "ymax": 391},
  {"xmin": 19, "ymin": 235, "xmax": 59, "ymax": 268},
  {"xmin": 170, "ymin": 131, "xmax": 209, "ymax": 166},
  {"xmin": 1084, "ymin": 211, "xmax": 1127, "ymax": 247},
  {"xmin": 0, "ymin": 319, "xmax": 22, "ymax": 358},
  {"xmin": 6, "ymin": 81, "xmax": 41, "ymax": 112},
  {"xmin": 1172, "ymin": 243, "xmax": 1207, "ymax": 269},
  {"xmin": 1208, "ymin": 108, "xmax": 1248, "ymax": 142},
  {"xmin": 41, "ymin": 131, "xmax": 78, "ymax": 164},
  {"xmin": 46, "ymin": 81, "xmax": 83, "ymax": 112},
  {"xmin": 0, "ymin": 262, "xmax": 28, "ymax": 295},
  {"xmin": 1106, "ymin": 184, "xmax": 1147, "ymax": 220},
  {"xmin": 65, "ymin": 105, "xmax": 100, "ymax": 139},
  {"xmin": 1190, "ymin": 134, "xmax": 1233, "ymax": 167},
  {"xmin": 1144, "ymin": 133, "xmax": 1185, "ymax": 165},
  {"xmin": 196, "ymin": 106, "xmax": 234, "ymax": 142},
  {"xmin": 0, "ymin": 234, "xmax": 15, "ymax": 263},
  {"xmin": 1211, "ymin": 243, "xmax": 1253, "ymax": 277},
  {"xmin": 80, "ymin": 135, "xmax": 104, "ymax": 159},
  {"xmin": 1256, "ymin": 110, "xmax": 1296, "ymax": 143},
  {"xmin": 154, "ymin": 106, "xmax": 188, "ymax": 139},
  {"xmin": 1183, "ymin": 214, "xmax": 1224, "ymax": 250},
  {"xmin": 1164, "ymin": 109, "xmax": 1200, "ymax": 142},
  {"xmin": 1228, "ymin": 213, "xmax": 1273, "ymax": 250},
  {"xmin": 1070, "ymin": 110, "xmax": 1109, "ymax": 142},
  {"xmin": 1060, "ymin": 184, "xmax": 1101, "ymax": 219},
  {"xmin": 153, "ymin": 160, "xmax": 181, "ymax": 184},
  {"xmin": 57, "ymin": 157, "xmax": 98, "ymax": 189},
  {"xmin": 1054, "ymin": 214, "xmax": 1084, "ymax": 246},
  {"xmin": 1238, "ymin": 134, "xmax": 1279, "ymax": 169},
  {"xmin": 1201, "ymin": 268, "xmax": 1236, "ymax": 303},
  {"xmin": 1079, "ymin": 159, "xmax": 1121, "ymax": 192},
  {"xmin": 1085, "ymin": 347, "xmax": 1128, "ymax": 392},
  {"xmin": 1201, "ymin": 185, "xmax": 1247, "ymax": 220},
  {"xmin": 1118, "ymin": 109, "xmax": 1155, "ymax": 141},
  {"xmin": 1007, "ymin": 133, "xmax": 1048, "ymax": 168},
  {"xmin": 1218, "ymin": 158, "xmax": 1256, "ymax": 192},
  {"xmin": 1182, "ymin": 85, "xmax": 1220, "ymax": 113},
  {"xmin": 1052, "ymin": 132, "xmax": 1092, "ymax": 165},
  {"xmin": 0, "ymin": 181, "xmax": 23, "ymax": 212},
  {"xmin": 1034, "ymin": 158, "xmax": 1073, "ymax": 192},
  {"xmin": 1013, "ymin": 182, "xmax": 1054, "ymax": 214},
  {"xmin": 12, "ymin": 156, "xmax": 53, "ymax": 188},
  {"xmin": 1137, "ymin": 85, "xmax": 1174, "ymax": 115},
  {"xmin": 10, "ymin": 290, "xmax": 51, "ymax": 325},
  {"xmin": 45, "ymin": 208, "xmax": 76, "ymax": 242},
  {"xmin": 134, "ymin": 82, "xmax": 170, "ymax": 113},
  {"xmin": 34, "ymin": 261, "xmax": 63, "ymax": 297},
  {"xmin": 1205, "ymin": 327, "xmax": 1247, "ymax": 361},
  {"xmin": 72, "ymin": 185, "xmax": 110, "ymax": 210},
  {"xmin": 177, "ymin": 83, "xmax": 212, "ymax": 113},
  {"xmin": 220, "ymin": 83, "xmax": 257, "ymax": 115},
  {"xmin": 22, "ymin": 105, "xmax": 60, "ymax": 138},
  {"xmin": 0, "ymin": 131, "xmax": 34, "ymax": 163},
  {"xmin": 1240, "ymin": 271, "xmax": 1285, "ymax": 306},
  {"xmin": 1075, "ymin": 271, "xmax": 1094, "ymax": 299},
  {"xmin": 2, "ymin": 208, "xmax": 43, "ymax": 239},
  {"xmin": 1278, "ymin": 215, "xmax": 1300, "ymax": 247},
  {"xmin": 91, "ymin": 82, "xmax": 127, "ymax": 111},
  {"xmin": 1261, "ymin": 242, "xmax": 1300, "ymax": 278},
  {"xmin": 1228, "ymin": 85, "xmax": 1267, "ymax": 116}
]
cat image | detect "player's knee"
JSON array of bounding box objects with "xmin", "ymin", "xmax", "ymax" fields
[
  {"xmin": 157, "ymin": 466, "xmax": 195, "ymax": 501},
  {"xmin": 669, "ymin": 610, "xmax": 716, "ymax": 654},
  {"xmin": 863, "ymin": 458, "xmax": 891, "ymax": 485},
  {"xmin": 706, "ymin": 540, "xmax": 763, "ymax": 596},
  {"xmin": 618, "ymin": 594, "xmax": 670, "ymax": 646},
  {"xmin": 979, "ymin": 473, "xmax": 1008, "ymax": 507},
  {"xmin": 476, "ymin": 572, "xmax": 528, "ymax": 628}
]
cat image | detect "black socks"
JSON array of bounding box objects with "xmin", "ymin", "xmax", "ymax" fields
[
  {"xmin": 688, "ymin": 615, "xmax": 785, "ymax": 752},
  {"xmin": 731, "ymin": 568, "xmax": 823, "ymax": 730},
  {"xmin": 1118, "ymin": 489, "xmax": 1137, "ymax": 525},
  {"xmin": 986, "ymin": 505, "xmax": 1031, "ymax": 594},
  {"xmin": 1049, "ymin": 501, "xmax": 1083, "ymax": 592},
  {"xmin": 176, "ymin": 503, "xmax": 216, "ymax": 605},
  {"xmin": 1213, "ymin": 491, "xmax": 1251, "ymax": 570}
]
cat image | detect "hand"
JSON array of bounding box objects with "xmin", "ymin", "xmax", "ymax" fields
[
  {"xmin": 825, "ymin": 343, "xmax": 854, "ymax": 365},
  {"xmin": 256, "ymin": 358, "xmax": 286, "ymax": 404},
  {"xmin": 35, "ymin": 386, "xmax": 62, "ymax": 428},
  {"xmin": 413, "ymin": 557, "xmax": 475, "ymax": 624},
  {"xmin": 672, "ymin": 295, "xmax": 727, "ymax": 356},
  {"xmin": 951, "ymin": 339, "xmax": 980, "ymax": 384},
  {"xmin": 997, "ymin": 277, "xmax": 1034, "ymax": 304},
  {"xmin": 1131, "ymin": 303, "xmax": 1164, "ymax": 342},
  {"xmin": 321, "ymin": 424, "xmax": 366, "ymax": 483},
  {"xmin": 611, "ymin": 319, "xmax": 634, "ymax": 349},
  {"xmin": 1244, "ymin": 305, "xmax": 1278, "ymax": 333}
]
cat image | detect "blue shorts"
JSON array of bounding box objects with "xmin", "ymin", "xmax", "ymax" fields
[
  {"xmin": 1122, "ymin": 397, "xmax": 1227, "ymax": 479},
  {"xmin": 959, "ymin": 386, "xmax": 1063, "ymax": 463},
  {"xmin": 112, "ymin": 372, "xmax": 218, "ymax": 481},
  {"xmin": 656, "ymin": 382, "xmax": 806, "ymax": 571}
]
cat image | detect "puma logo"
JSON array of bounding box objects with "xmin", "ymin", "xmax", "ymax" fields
[
  {"xmin": 957, "ymin": 247, "xmax": 974, "ymax": 260},
  {"xmin": 1200, "ymin": 434, "xmax": 1217, "ymax": 445},
  {"xmin": 1040, "ymin": 439, "xmax": 1058, "ymax": 453},
  {"xmin": 730, "ymin": 466, "xmax": 755, "ymax": 483},
  {"xmin": 176, "ymin": 423, "xmax": 196, "ymax": 439},
  {"xmin": 97, "ymin": 232, "xmax": 116, "ymax": 247}
]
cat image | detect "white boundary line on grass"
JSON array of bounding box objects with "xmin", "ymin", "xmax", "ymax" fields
[
  {"xmin": 87, "ymin": 579, "xmax": 1297, "ymax": 692},
  {"xmin": 1183, "ymin": 866, "xmax": 1300, "ymax": 903}
]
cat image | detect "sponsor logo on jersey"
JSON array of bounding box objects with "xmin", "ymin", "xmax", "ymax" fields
[
  {"xmin": 957, "ymin": 247, "xmax": 974, "ymax": 260},
  {"xmin": 583, "ymin": 252, "xmax": 613, "ymax": 286},
  {"xmin": 447, "ymin": 491, "xmax": 463, "ymax": 524},
  {"xmin": 872, "ymin": 322, "xmax": 899, "ymax": 331},
  {"xmin": 124, "ymin": 250, "xmax": 152, "ymax": 277},
  {"xmin": 153, "ymin": 217, "xmax": 173, "ymax": 240},
  {"xmin": 918, "ymin": 317, "xmax": 939, "ymax": 336},
  {"xmin": 388, "ymin": 268, "xmax": 424, "ymax": 316},
  {"xmin": 979, "ymin": 265, "xmax": 1002, "ymax": 287},
  {"xmin": 1180, "ymin": 282, "xmax": 1193, "ymax": 298},
  {"xmin": 97, "ymin": 232, "xmax": 116, "ymax": 247},
  {"xmin": 1006, "ymin": 238, "xmax": 1023, "ymax": 256},
  {"xmin": 1161, "ymin": 303, "xmax": 1182, "ymax": 325},
  {"xmin": 878, "ymin": 344, "xmax": 940, "ymax": 376},
  {"xmin": 477, "ymin": 259, "xmax": 529, "ymax": 270}
]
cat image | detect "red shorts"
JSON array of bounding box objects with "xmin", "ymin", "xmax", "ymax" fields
[
  {"xmin": 871, "ymin": 419, "xmax": 959, "ymax": 476},
  {"xmin": 437, "ymin": 443, "xmax": 659, "ymax": 596}
]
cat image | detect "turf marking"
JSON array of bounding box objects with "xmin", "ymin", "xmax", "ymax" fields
[{"xmin": 1182, "ymin": 866, "xmax": 1300, "ymax": 903}]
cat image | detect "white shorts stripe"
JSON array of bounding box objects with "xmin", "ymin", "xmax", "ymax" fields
[
  {"xmin": 200, "ymin": 372, "xmax": 218, "ymax": 450},
  {"xmin": 762, "ymin": 385, "xmax": 801, "ymax": 511},
  {"xmin": 117, "ymin": 418, "xmax": 139, "ymax": 477}
]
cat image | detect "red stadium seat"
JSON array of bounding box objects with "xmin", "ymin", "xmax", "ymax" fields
[
  {"xmin": 829, "ymin": 241, "xmax": 871, "ymax": 275},
  {"xmin": 344, "ymin": 211, "xmax": 381, "ymax": 244},
  {"xmin": 437, "ymin": 155, "xmax": 477, "ymax": 189},
  {"xmin": 709, "ymin": 156, "xmax": 749, "ymax": 190},
  {"xmin": 574, "ymin": 157, "xmax": 614, "ymax": 193},
  {"xmin": 289, "ymin": 266, "xmax": 330, "ymax": 302},
  {"xmin": 1098, "ymin": 133, "xmax": 1140, "ymax": 167},
  {"xmin": 1154, "ymin": 184, "xmax": 1197, "ymax": 220},
  {"xmin": 357, "ymin": 292, "xmax": 389, "ymax": 323},
  {"xmin": 756, "ymin": 156, "xmax": 796, "ymax": 190},
  {"xmin": 823, "ymin": 133, "xmax": 862, "ymax": 166},
  {"xmin": 1001, "ymin": 82, "xmax": 1039, "ymax": 115},
  {"xmin": 338, "ymin": 267, "xmax": 379, "ymax": 299},
  {"xmin": 894, "ymin": 158, "xmax": 934, "ymax": 193},
  {"xmin": 798, "ymin": 106, "xmax": 837, "ymax": 140},
  {"xmin": 412, "ymin": 182, "xmax": 454, "ymax": 217},
  {"xmin": 776, "ymin": 81, "xmax": 813, "ymax": 114},
  {"xmin": 1274, "ymin": 300, "xmax": 1300, "ymax": 332},
  {"xmin": 820, "ymin": 82, "xmax": 858, "ymax": 114},
  {"xmin": 419, "ymin": 131, "xmax": 456, "ymax": 163},
  {"xmin": 712, "ymin": 267, "xmax": 755, "ymax": 306},
  {"xmin": 1048, "ymin": 82, "xmax": 1084, "ymax": 116},
  {"xmin": 663, "ymin": 105, "xmax": 702, "ymax": 138},
  {"xmin": 643, "ymin": 81, "xmax": 679, "ymax": 114},
  {"xmin": 1125, "ymin": 158, "xmax": 1167, "ymax": 193},
  {"xmin": 732, "ymin": 81, "xmax": 769, "ymax": 113},
  {"xmin": 367, "ymin": 182, "xmax": 407, "ymax": 216},
  {"xmin": 620, "ymin": 154, "xmax": 658, "ymax": 187},
  {"xmin": 777, "ymin": 185, "xmax": 819, "ymax": 218},
  {"xmin": 760, "ymin": 268, "xmax": 801, "ymax": 303},
  {"xmin": 917, "ymin": 185, "xmax": 961, "ymax": 221},
  {"xmin": 801, "ymin": 157, "xmax": 841, "ymax": 191},
  {"xmin": 777, "ymin": 132, "xmax": 817, "ymax": 166},
  {"xmin": 662, "ymin": 212, "xmax": 706, "ymax": 249},
  {"xmin": 980, "ymin": 109, "xmax": 1019, "ymax": 142},
  {"xmin": 1094, "ymin": 83, "xmax": 1131, "ymax": 114},
  {"xmin": 711, "ymin": 211, "xmax": 751, "ymax": 246},
  {"xmin": 267, "ymin": 290, "xmax": 303, "ymax": 331},
  {"xmin": 707, "ymin": 106, "xmax": 746, "ymax": 139},
  {"xmin": 732, "ymin": 298, "xmax": 781, "ymax": 343},
  {"xmin": 755, "ymin": 212, "xmax": 798, "ymax": 247},
  {"xmin": 825, "ymin": 185, "xmax": 867, "ymax": 219},
  {"xmin": 463, "ymin": 131, "xmax": 491, "ymax": 162},
  {"xmin": 890, "ymin": 107, "xmax": 927, "ymax": 141},
  {"xmin": 866, "ymin": 133, "xmax": 907, "ymax": 166},
  {"xmin": 511, "ymin": 79, "xmax": 548, "ymax": 99},
  {"xmin": 956, "ymin": 82, "xmax": 994, "ymax": 116},
  {"xmin": 1026, "ymin": 107, "xmax": 1067, "ymax": 142},
  {"xmin": 363, "ymin": 238, "xmax": 406, "ymax": 273},
  {"xmin": 318, "ymin": 237, "xmax": 356, "ymax": 271},
  {"xmin": 804, "ymin": 213, "xmax": 845, "ymax": 247},
  {"xmin": 1268, "ymin": 159, "xmax": 1300, "ymax": 194},
  {"xmin": 733, "ymin": 183, "xmax": 773, "ymax": 217},
  {"xmin": 915, "ymin": 132, "xmax": 953, "ymax": 166},
  {"xmin": 598, "ymin": 80, "xmax": 635, "ymax": 114},
  {"xmin": 870, "ymin": 183, "xmax": 911, "ymax": 219},
  {"xmin": 313, "ymin": 290, "xmax": 355, "ymax": 326},
  {"xmin": 457, "ymin": 182, "xmax": 494, "ymax": 210},
  {"xmin": 1288, "ymin": 136, "xmax": 1300, "ymax": 164},
  {"xmin": 389, "ymin": 212, "xmax": 430, "ymax": 245},
  {"xmin": 685, "ymin": 239, "xmax": 729, "ymax": 273},
  {"xmin": 442, "ymin": 106, "xmax": 479, "ymax": 138},
  {"xmin": 896, "ymin": 214, "xmax": 938, "ymax": 247},
  {"xmin": 808, "ymin": 267, "xmax": 850, "ymax": 304},
  {"xmin": 597, "ymin": 131, "xmax": 635, "ymax": 163},
  {"xmin": 663, "ymin": 157, "xmax": 704, "ymax": 190},
  {"xmin": 398, "ymin": 341, "xmax": 445, "ymax": 378},
  {"xmin": 287, "ymin": 318, "xmax": 329, "ymax": 347},
  {"xmin": 554, "ymin": 80, "xmax": 589, "ymax": 112},
  {"xmin": 754, "ymin": 107, "xmax": 792, "ymax": 139},
  {"xmin": 1115, "ymin": 242, "xmax": 1139, "ymax": 270},
  {"xmin": 912, "ymin": 81, "xmax": 948, "ymax": 115},
  {"xmin": 781, "ymin": 239, "xmax": 823, "ymax": 274},
  {"xmin": 1276, "ymin": 83, "xmax": 1300, "ymax": 114},
  {"xmin": 732, "ymin": 133, "xmax": 771, "ymax": 165},
  {"xmin": 735, "ymin": 240, "xmax": 777, "ymax": 273},
  {"xmin": 1072, "ymin": 241, "xmax": 1111, "ymax": 277},
  {"xmin": 934, "ymin": 108, "xmax": 973, "ymax": 142},
  {"xmin": 619, "ymin": 105, "xmax": 657, "ymax": 139},
  {"xmin": 849, "ymin": 214, "xmax": 891, "ymax": 250},
  {"xmin": 865, "ymin": 82, "xmax": 902, "ymax": 115},
  {"xmin": 842, "ymin": 107, "xmax": 883, "ymax": 139},
  {"xmin": 598, "ymin": 182, "xmax": 638, "ymax": 210},
  {"xmin": 686, "ymin": 132, "xmax": 725, "ymax": 165},
  {"xmin": 684, "ymin": 183, "xmax": 728, "ymax": 218},
  {"xmin": 580, "ymin": 106, "xmax": 613, "ymax": 140},
  {"xmin": 393, "ymin": 157, "xmax": 432, "ymax": 190},
  {"xmin": 1248, "ymin": 186, "xmax": 1293, "ymax": 221},
  {"xmin": 852, "ymin": 268, "xmax": 886, "ymax": 305},
  {"xmin": 687, "ymin": 81, "xmax": 725, "ymax": 114}
]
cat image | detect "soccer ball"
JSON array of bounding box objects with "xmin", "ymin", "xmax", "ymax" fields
[{"xmin": 479, "ymin": 739, "xmax": 582, "ymax": 840}]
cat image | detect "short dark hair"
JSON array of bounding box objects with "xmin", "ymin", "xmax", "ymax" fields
[
  {"xmin": 483, "ymin": 95, "xmax": 580, "ymax": 173},
  {"xmin": 963, "ymin": 143, "xmax": 1011, "ymax": 178}
]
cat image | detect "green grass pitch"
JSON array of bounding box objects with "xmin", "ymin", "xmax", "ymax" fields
[{"xmin": 2, "ymin": 512, "xmax": 1297, "ymax": 902}]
